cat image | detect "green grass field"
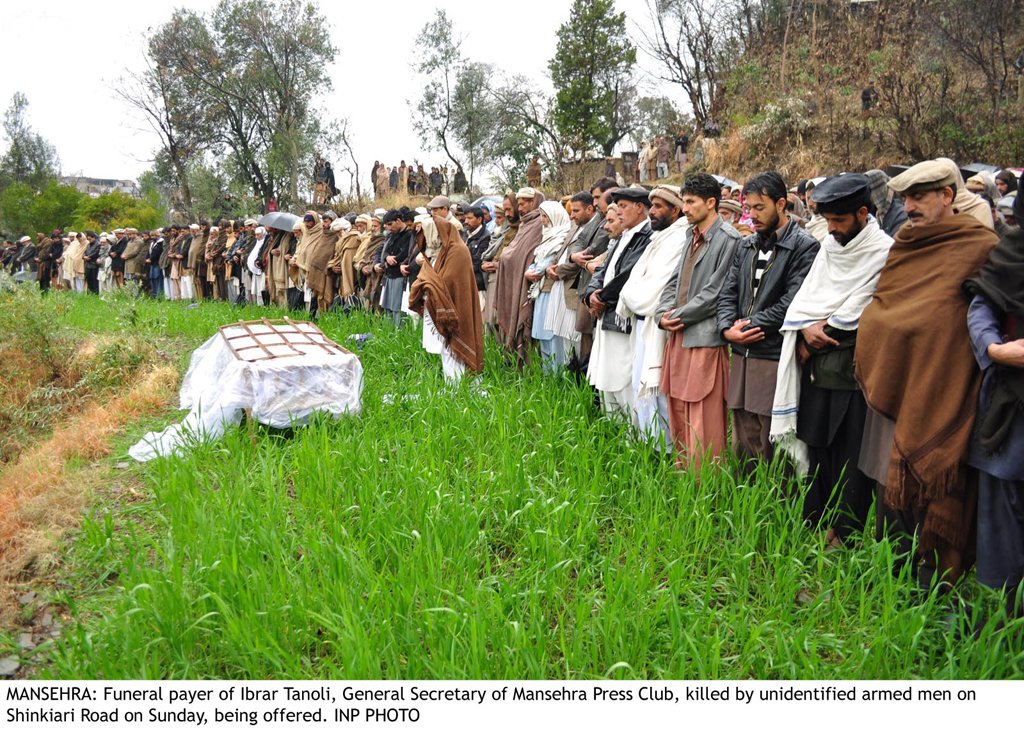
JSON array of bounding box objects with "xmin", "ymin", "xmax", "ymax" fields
[{"xmin": 5, "ymin": 289, "xmax": 1024, "ymax": 679}]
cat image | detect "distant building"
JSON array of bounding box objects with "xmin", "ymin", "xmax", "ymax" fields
[{"xmin": 59, "ymin": 176, "xmax": 139, "ymax": 198}]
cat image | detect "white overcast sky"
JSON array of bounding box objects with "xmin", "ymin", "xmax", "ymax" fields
[{"xmin": 2, "ymin": 0, "xmax": 676, "ymax": 188}]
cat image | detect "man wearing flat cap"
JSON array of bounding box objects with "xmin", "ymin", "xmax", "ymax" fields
[
  {"xmin": 585, "ymin": 186, "xmax": 654, "ymax": 419},
  {"xmin": 717, "ymin": 171, "xmax": 819, "ymax": 469},
  {"xmin": 769, "ymin": 173, "xmax": 893, "ymax": 547},
  {"xmin": 657, "ymin": 173, "xmax": 743, "ymax": 469},
  {"xmin": 856, "ymin": 159, "xmax": 999, "ymax": 589}
]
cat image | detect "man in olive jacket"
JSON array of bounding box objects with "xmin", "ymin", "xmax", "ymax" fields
[{"xmin": 657, "ymin": 173, "xmax": 742, "ymax": 469}]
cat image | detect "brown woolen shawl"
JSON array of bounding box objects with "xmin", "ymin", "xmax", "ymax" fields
[
  {"xmin": 305, "ymin": 227, "xmax": 340, "ymax": 300},
  {"xmin": 327, "ymin": 230, "xmax": 363, "ymax": 299},
  {"xmin": 187, "ymin": 232, "xmax": 206, "ymax": 271},
  {"xmin": 409, "ymin": 218, "xmax": 485, "ymax": 373},
  {"xmin": 296, "ymin": 212, "xmax": 323, "ymax": 273},
  {"xmin": 856, "ymin": 214, "xmax": 998, "ymax": 551},
  {"xmin": 494, "ymin": 194, "xmax": 545, "ymax": 353}
]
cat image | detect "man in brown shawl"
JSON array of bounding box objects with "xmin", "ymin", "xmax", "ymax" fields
[
  {"xmin": 409, "ymin": 217, "xmax": 484, "ymax": 381},
  {"xmin": 186, "ymin": 224, "xmax": 206, "ymax": 300},
  {"xmin": 481, "ymin": 198, "xmax": 519, "ymax": 328},
  {"xmin": 857, "ymin": 159, "xmax": 999, "ymax": 590},
  {"xmin": 494, "ymin": 187, "xmax": 545, "ymax": 364},
  {"xmin": 356, "ymin": 215, "xmax": 387, "ymax": 311},
  {"xmin": 327, "ymin": 218, "xmax": 363, "ymax": 312},
  {"xmin": 305, "ymin": 213, "xmax": 341, "ymax": 316}
]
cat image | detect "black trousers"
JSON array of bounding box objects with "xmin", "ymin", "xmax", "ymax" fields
[{"xmin": 799, "ymin": 386, "xmax": 873, "ymax": 541}]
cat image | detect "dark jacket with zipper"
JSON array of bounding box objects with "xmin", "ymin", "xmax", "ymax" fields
[
  {"xmin": 715, "ymin": 218, "xmax": 819, "ymax": 360},
  {"xmin": 583, "ymin": 222, "xmax": 654, "ymax": 332}
]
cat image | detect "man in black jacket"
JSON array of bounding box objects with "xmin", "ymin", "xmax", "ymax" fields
[
  {"xmin": 82, "ymin": 231, "xmax": 102, "ymax": 294},
  {"xmin": 464, "ymin": 207, "xmax": 490, "ymax": 297},
  {"xmin": 584, "ymin": 186, "xmax": 654, "ymax": 417},
  {"xmin": 37, "ymin": 233, "xmax": 61, "ymax": 293},
  {"xmin": 145, "ymin": 231, "xmax": 164, "ymax": 298},
  {"xmin": 109, "ymin": 228, "xmax": 128, "ymax": 288},
  {"xmin": 716, "ymin": 171, "xmax": 819, "ymax": 465},
  {"xmin": 375, "ymin": 209, "xmax": 413, "ymax": 327}
]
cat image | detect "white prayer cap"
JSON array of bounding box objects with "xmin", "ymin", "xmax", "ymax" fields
[
  {"xmin": 516, "ymin": 187, "xmax": 538, "ymax": 199},
  {"xmin": 415, "ymin": 206, "xmax": 428, "ymax": 216},
  {"xmin": 113, "ymin": 228, "xmax": 125, "ymax": 234},
  {"xmin": 189, "ymin": 224, "xmax": 200, "ymax": 230},
  {"xmin": 209, "ymin": 226, "xmax": 220, "ymax": 233},
  {"xmin": 255, "ymin": 226, "xmax": 266, "ymax": 235},
  {"xmin": 18, "ymin": 235, "xmax": 31, "ymax": 243},
  {"xmin": 244, "ymin": 218, "xmax": 258, "ymax": 226},
  {"xmin": 330, "ymin": 217, "xmax": 350, "ymax": 232},
  {"xmin": 68, "ymin": 231, "xmax": 78, "ymax": 237},
  {"xmin": 374, "ymin": 208, "xmax": 387, "ymax": 217}
]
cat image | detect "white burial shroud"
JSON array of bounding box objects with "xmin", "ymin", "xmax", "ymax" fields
[{"xmin": 129, "ymin": 319, "xmax": 363, "ymax": 462}]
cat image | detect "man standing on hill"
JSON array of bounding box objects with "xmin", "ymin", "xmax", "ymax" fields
[
  {"xmin": 617, "ymin": 184, "xmax": 691, "ymax": 448},
  {"xmin": 527, "ymin": 157, "xmax": 542, "ymax": 189},
  {"xmin": 716, "ymin": 171, "xmax": 819, "ymax": 467},
  {"xmin": 565, "ymin": 179, "xmax": 615, "ymax": 361},
  {"xmin": 656, "ymin": 136, "xmax": 671, "ymax": 179}
]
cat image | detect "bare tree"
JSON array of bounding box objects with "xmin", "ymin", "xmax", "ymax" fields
[
  {"xmin": 638, "ymin": 0, "xmax": 739, "ymax": 128},
  {"xmin": 115, "ymin": 52, "xmax": 207, "ymax": 214},
  {"xmin": 335, "ymin": 119, "xmax": 364, "ymax": 207},
  {"xmin": 927, "ymin": 0, "xmax": 1023, "ymax": 117}
]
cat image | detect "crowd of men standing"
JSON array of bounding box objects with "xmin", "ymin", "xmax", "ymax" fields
[
  {"xmin": 3, "ymin": 155, "xmax": 1023, "ymax": 624},
  {"xmin": 402, "ymin": 159, "xmax": 1023, "ymax": 623},
  {"xmin": 371, "ymin": 160, "xmax": 468, "ymax": 198}
]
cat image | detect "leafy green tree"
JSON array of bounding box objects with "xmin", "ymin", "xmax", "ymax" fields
[
  {"xmin": 72, "ymin": 191, "xmax": 164, "ymax": 232},
  {"xmin": 451, "ymin": 63, "xmax": 497, "ymax": 191},
  {"xmin": 629, "ymin": 96, "xmax": 691, "ymax": 150},
  {"xmin": 30, "ymin": 182, "xmax": 85, "ymax": 234},
  {"xmin": 549, "ymin": 0, "xmax": 636, "ymax": 159},
  {"xmin": 410, "ymin": 11, "xmax": 466, "ymax": 176},
  {"xmin": 0, "ymin": 181, "xmax": 83, "ymax": 236},
  {"xmin": 0, "ymin": 93, "xmax": 60, "ymax": 194},
  {"xmin": 137, "ymin": 0, "xmax": 336, "ymax": 210}
]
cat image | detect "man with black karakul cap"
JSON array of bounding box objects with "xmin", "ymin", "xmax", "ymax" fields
[
  {"xmin": 585, "ymin": 186, "xmax": 654, "ymax": 419},
  {"xmin": 769, "ymin": 174, "xmax": 894, "ymax": 547}
]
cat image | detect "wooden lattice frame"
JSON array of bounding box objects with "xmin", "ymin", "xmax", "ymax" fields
[{"xmin": 218, "ymin": 318, "xmax": 351, "ymax": 362}]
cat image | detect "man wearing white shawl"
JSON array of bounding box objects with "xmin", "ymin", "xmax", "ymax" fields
[
  {"xmin": 585, "ymin": 188, "xmax": 654, "ymax": 419},
  {"xmin": 527, "ymin": 200, "xmax": 573, "ymax": 372},
  {"xmin": 769, "ymin": 174, "xmax": 893, "ymax": 545},
  {"xmin": 247, "ymin": 226, "xmax": 267, "ymax": 304},
  {"xmin": 617, "ymin": 185, "xmax": 690, "ymax": 449}
]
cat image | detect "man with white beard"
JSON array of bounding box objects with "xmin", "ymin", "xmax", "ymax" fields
[{"xmin": 246, "ymin": 226, "xmax": 268, "ymax": 304}]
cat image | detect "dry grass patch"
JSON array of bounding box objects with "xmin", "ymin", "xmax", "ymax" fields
[{"xmin": 0, "ymin": 365, "xmax": 178, "ymax": 595}]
